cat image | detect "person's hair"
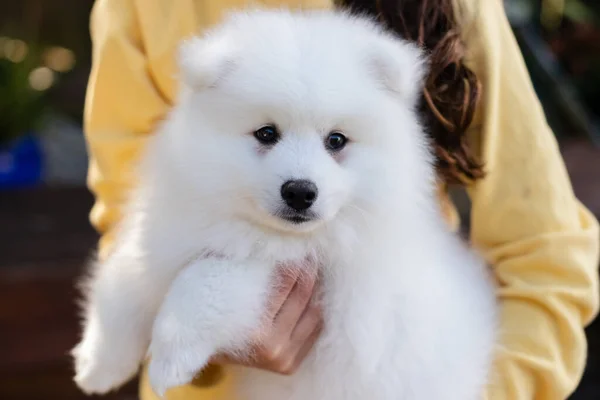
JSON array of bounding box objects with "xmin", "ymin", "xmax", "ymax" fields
[{"xmin": 338, "ymin": 0, "xmax": 484, "ymax": 184}]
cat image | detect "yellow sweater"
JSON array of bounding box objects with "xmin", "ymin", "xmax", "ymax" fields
[{"xmin": 84, "ymin": 0, "xmax": 600, "ymax": 399}]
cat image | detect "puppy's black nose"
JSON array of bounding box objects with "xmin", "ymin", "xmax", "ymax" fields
[{"xmin": 281, "ymin": 179, "xmax": 318, "ymax": 211}]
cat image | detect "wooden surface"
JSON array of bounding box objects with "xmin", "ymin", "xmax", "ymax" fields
[{"xmin": 0, "ymin": 138, "xmax": 598, "ymax": 400}]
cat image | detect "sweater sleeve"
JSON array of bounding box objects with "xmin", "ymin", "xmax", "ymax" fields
[
  {"xmin": 457, "ymin": 0, "xmax": 600, "ymax": 398},
  {"xmin": 85, "ymin": 0, "xmax": 170, "ymax": 259}
]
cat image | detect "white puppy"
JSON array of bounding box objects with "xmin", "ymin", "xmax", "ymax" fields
[{"xmin": 73, "ymin": 9, "xmax": 497, "ymax": 400}]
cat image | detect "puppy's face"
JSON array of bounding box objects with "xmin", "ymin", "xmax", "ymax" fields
[
  {"xmin": 230, "ymin": 119, "xmax": 355, "ymax": 233},
  {"xmin": 171, "ymin": 11, "xmax": 428, "ymax": 234}
]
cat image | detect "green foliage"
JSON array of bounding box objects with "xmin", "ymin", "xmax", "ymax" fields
[{"xmin": 0, "ymin": 39, "xmax": 50, "ymax": 146}]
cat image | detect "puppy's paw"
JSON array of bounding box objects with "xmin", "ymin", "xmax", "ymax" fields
[
  {"xmin": 147, "ymin": 322, "xmax": 213, "ymax": 397},
  {"xmin": 72, "ymin": 335, "xmax": 141, "ymax": 394},
  {"xmin": 147, "ymin": 351, "xmax": 208, "ymax": 398}
]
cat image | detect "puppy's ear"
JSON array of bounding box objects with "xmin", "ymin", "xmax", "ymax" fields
[
  {"xmin": 369, "ymin": 38, "xmax": 428, "ymax": 104},
  {"xmin": 178, "ymin": 33, "xmax": 238, "ymax": 90}
]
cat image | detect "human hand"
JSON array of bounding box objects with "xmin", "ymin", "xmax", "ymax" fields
[{"xmin": 211, "ymin": 266, "xmax": 322, "ymax": 375}]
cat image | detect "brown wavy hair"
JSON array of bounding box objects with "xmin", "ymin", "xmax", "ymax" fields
[{"xmin": 338, "ymin": 0, "xmax": 484, "ymax": 184}]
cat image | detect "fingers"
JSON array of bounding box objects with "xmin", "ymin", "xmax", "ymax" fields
[
  {"xmin": 207, "ymin": 265, "xmax": 323, "ymax": 376},
  {"xmin": 290, "ymin": 300, "xmax": 322, "ymax": 346},
  {"xmin": 264, "ymin": 268, "xmax": 301, "ymax": 322},
  {"xmin": 256, "ymin": 274, "xmax": 321, "ymax": 375},
  {"xmin": 283, "ymin": 318, "xmax": 323, "ymax": 375},
  {"xmin": 272, "ymin": 271, "xmax": 318, "ymax": 338}
]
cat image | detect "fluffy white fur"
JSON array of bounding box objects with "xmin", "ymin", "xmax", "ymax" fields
[{"xmin": 73, "ymin": 9, "xmax": 498, "ymax": 400}]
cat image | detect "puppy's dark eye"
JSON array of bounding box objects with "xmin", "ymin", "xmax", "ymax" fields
[
  {"xmin": 254, "ymin": 125, "xmax": 280, "ymax": 145},
  {"xmin": 325, "ymin": 131, "xmax": 348, "ymax": 151}
]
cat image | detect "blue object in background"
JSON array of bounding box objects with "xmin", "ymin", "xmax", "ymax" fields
[{"xmin": 0, "ymin": 134, "xmax": 43, "ymax": 190}]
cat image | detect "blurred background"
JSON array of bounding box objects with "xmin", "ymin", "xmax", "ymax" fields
[{"xmin": 0, "ymin": 0, "xmax": 598, "ymax": 399}]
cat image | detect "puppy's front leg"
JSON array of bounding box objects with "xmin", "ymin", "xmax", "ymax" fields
[
  {"xmin": 148, "ymin": 257, "xmax": 274, "ymax": 397},
  {"xmin": 73, "ymin": 248, "xmax": 181, "ymax": 394}
]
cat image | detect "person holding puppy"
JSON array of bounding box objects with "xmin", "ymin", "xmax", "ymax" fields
[{"xmin": 83, "ymin": 0, "xmax": 599, "ymax": 399}]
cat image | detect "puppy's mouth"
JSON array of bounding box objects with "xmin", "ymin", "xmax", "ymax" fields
[{"xmin": 276, "ymin": 209, "xmax": 318, "ymax": 225}]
